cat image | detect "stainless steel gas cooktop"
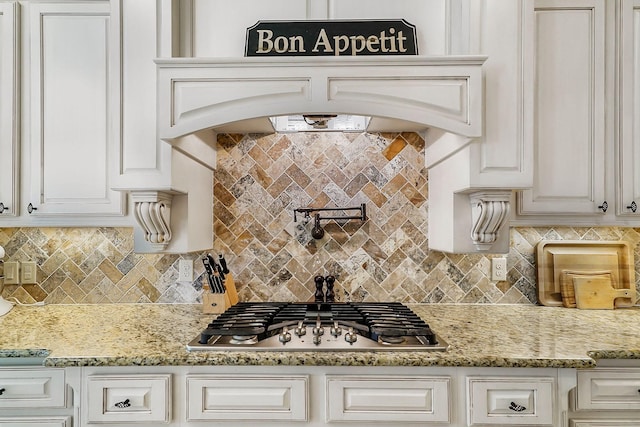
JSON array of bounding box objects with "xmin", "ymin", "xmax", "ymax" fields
[{"xmin": 187, "ymin": 302, "xmax": 448, "ymax": 352}]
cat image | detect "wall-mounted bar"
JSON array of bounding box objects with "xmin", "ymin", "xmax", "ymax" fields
[{"xmin": 293, "ymin": 203, "xmax": 367, "ymax": 239}]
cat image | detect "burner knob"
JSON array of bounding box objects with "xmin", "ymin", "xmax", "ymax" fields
[
  {"xmin": 330, "ymin": 322, "xmax": 342, "ymax": 337},
  {"xmin": 312, "ymin": 321, "xmax": 324, "ymax": 337},
  {"xmin": 294, "ymin": 321, "xmax": 306, "ymax": 337},
  {"xmin": 313, "ymin": 334, "xmax": 322, "ymax": 345},
  {"xmin": 279, "ymin": 327, "xmax": 292, "ymax": 344},
  {"xmin": 345, "ymin": 327, "xmax": 358, "ymax": 344}
]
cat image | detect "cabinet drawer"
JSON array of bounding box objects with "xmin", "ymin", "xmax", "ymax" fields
[
  {"xmin": 570, "ymin": 420, "xmax": 640, "ymax": 427},
  {"xmin": 467, "ymin": 376, "xmax": 555, "ymax": 426},
  {"xmin": 0, "ymin": 417, "xmax": 71, "ymax": 427},
  {"xmin": 576, "ymin": 369, "xmax": 640, "ymax": 410},
  {"xmin": 85, "ymin": 374, "xmax": 171, "ymax": 424},
  {"xmin": 326, "ymin": 375, "xmax": 450, "ymax": 423},
  {"xmin": 186, "ymin": 375, "xmax": 308, "ymax": 421},
  {"xmin": 0, "ymin": 368, "xmax": 66, "ymax": 409}
]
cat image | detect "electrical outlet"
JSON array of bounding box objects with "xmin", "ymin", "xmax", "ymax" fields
[
  {"xmin": 21, "ymin": 261, "xmax": 37, "ymax": 284},
  {"xmin": 3, "ymin": 261, "xmax": 20, "ymax": 285},
  {"xmin": 178, "ymin": 259, "xmax": 194, "ymax": 282},
  {"xmin": 491, "ymin": 257, "xmax": 507, "ymax": 281}
]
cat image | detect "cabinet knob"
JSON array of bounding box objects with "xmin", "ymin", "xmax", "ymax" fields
[
  {"xmin": 0, "ymin": 387, "xmax": 5, "ymax": 395},
  {"xmin": 27, "ymin": 203, "xmax": 38, "ymax": 214},
  {"xmin": 509, "ymin": 401, "xmax": 526, "ymax": 412},
  {"xmin": 0, "ymin": 203, "xmax": 8, "ymax": 213},
  {"xmin": 598, "ymin": 201, "xmax": 608, "ymax": 213},
  {"xmin": 627, "ymin": 201, "xmax": 638, "ymax": 213}
]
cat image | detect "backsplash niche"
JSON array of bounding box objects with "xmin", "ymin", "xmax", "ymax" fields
[{"xmin": 211, "ymin": 131, "xmax": 533, "ymax": 304}]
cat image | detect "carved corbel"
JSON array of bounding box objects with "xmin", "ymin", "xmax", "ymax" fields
[
  {"xmin": 131, "ymin": 191, "xmax": 173, "ymax": 250},
  {"xmin": 469, "ymin": 191, "xmax": 511, "ymax": 251}
]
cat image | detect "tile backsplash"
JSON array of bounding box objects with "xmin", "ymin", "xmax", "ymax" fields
[{"xmin": 2, "ymin": 132, "xmax": 640, "ymax": 305}]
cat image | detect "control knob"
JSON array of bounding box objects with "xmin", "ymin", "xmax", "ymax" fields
[
  {"xmin": 312, "ymin": 320, "xmax": 324, "ymax": 337},
  {"xmin": 344, "ymin": 327, "xmax": 358, "ymax": 344},
  {"xmin": 279, "ymin": 327, "xmax": 292, "ymax": 344},
  {"xmin": 330, "ymin": 321, "xmax": 342, "ymax": 337},
  {"xmin": 294, "ymin": 321, "xmax": 306, "ymax": 337}
]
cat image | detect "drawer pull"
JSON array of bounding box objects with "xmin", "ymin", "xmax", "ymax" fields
[
  {"xmin": 598, "ymin": 201, "xmax": 608, "ymax": 212},
  {"xmin": 0, "ymin": 203, "xmax": 8, "ymax": 213},
  {"xmin": 627, "ymin": 201, "xmax": 638, "ymax": 212},
  {"xmin": 27, "ymin": 203, "xmax": 38, "ymax": 214},
  {"xmin": 509, "ymin": 401, "xmax": 526, "ymax": 412},
  {"xmin": 115, "ymin": 399, "xmax": 131, "ymax": 408},
  {"xmin": 0, "ymin": 388, "xmax": 5, "ymax": 395}
]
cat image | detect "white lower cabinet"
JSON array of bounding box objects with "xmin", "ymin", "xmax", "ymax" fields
[
  {"xmin": 70, "ymin": 365, "xmax": 569, "ymax": 427},
  {"xmin": 84, "ymin": 374, "xmax": 172, "ymax": 424},
  {"xmin": 467, "ymin": 376, "xmax": 555, "ymax": 426},
  {"xmin": 326, "ymin": 375, "xmax": 450, "ymax": 423},
  {"xmin": 186, "ymin": 374, "xmax": 308, "ymax": 422},
  {"xmin": 569, "ymin": 366, "xmax": 640, "ymax": 426},
  {"xmin": 0, "ymin": 367, "xmax": 71, "ymax": 427}
]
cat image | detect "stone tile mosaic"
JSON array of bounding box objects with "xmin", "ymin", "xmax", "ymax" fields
[{"xmin": 2, "ymin": 132, "xmax": 640, "ymax": 305}]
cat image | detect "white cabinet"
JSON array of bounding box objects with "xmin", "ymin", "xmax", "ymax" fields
[
  {"xmin": 617, "ymin": 0, "xmax": 640, "ymax": 217},
  {"xmin": 185, "ymin": 374, "xmax": 308, "ymax": 422},
  {"xmin": 517, "ymin": 0, "xmax": 640, "ymax": 225},
  {"xmin": 0, "ymin": 1, "xmax": 19, "ymax": 218},
  {"xmin": 326, "ymin": 375, "xmax": 450, "ymax": 423},
  {"xmin": 467, "ymin": 376, "xmax": 555, "ymax": 426},
  {"xmin": 84, "ymin": 374, "xmax": 171, "ymax": 424},
  {"xmin": 517, "ymin": 0, "xmax": 608, "ymax": 218},
  {"xmin": 20, "ymin": 1, "xmax": 125, "ymax": 220},
  {"xmin": 570, "ymin": 367, "xmax": 640, "ymax": 426},
  {"xmin": 0, "ymin": 1, "xmax": 127, "ymax": 226},
  {"xmin": 0, "ymin": 367, "xmax": 70, "ymax": 427}
]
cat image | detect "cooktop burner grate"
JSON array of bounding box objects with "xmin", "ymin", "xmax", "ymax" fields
[{"xmin": 189, "ymin": 302, "xmax": 448, "ymax": 352}]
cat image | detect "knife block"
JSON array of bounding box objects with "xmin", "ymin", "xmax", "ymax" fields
[{"xmin": 202, "ymin": 273, "xmax": 238, "ymax": 314}]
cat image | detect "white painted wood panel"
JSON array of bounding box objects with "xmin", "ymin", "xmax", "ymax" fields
[
  {"xmin": 26, "ymin": 2, "xmax": 124, "ymax": 216},
  {"xmin": 617, "ymin": 0, "xmax": 640, "ymax": 216},
  {"xmin": 0, "ymin": 2, "xmax": 18, "ymax": 217},
  {"xmin": 467, "ymin": 376, "xmax": 555, "ymax": 425},
  {"xmin": 519, "ymin": 0, "xmax": 606, "ymax": 215},
  {"xmin": 85, "ymin": 374, "xmax": 172, "ymax": 424},
  {"xmin": 576, "ymin": 369, "xmax": 640, "ymax": 410},
  {"xmin": 0, "ymin": 368, "xmax": 66, "ymax": 409},
  {"xmin": 326, "ymin": 375, "xmax": 451, "ymax": 423},
  {"xmin": 186, "ymin": 375, "xmax": 308, "ymax": 421},
  {"xmin": 0, "ymin": 417, "xmax": 71, "ymax": 427},
  {"xmin": 181, "ymin": 0, "xmax": 456, "ymax": 57}
]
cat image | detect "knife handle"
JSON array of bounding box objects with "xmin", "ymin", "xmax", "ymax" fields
[{"xmin": 218, "ymin": 254, "xmax": 229, "ymax": 274}]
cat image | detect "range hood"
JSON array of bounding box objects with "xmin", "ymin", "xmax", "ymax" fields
[{"xmin": 127, "ymin": 55, "xmax": 512, "ymax": 254}]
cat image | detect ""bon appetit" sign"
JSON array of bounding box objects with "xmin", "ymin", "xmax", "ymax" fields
[{"xmin": 245, "ymin": 20, "xmax": 418, "ymax": 57}]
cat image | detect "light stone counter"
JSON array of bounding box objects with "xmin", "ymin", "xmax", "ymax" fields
[{"xmin": 0, "ymin": 303, "xmax": 638, "ymax": 368}]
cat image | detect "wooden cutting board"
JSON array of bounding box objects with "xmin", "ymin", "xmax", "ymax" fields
[{"xmin": 573, "ymin": 276, "xmax": 633, "ymax": 309}]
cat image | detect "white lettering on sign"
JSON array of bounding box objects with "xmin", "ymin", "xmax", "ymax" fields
[
  {"xmin": 257, "ymin": 29, "xmax": 306, "ymax": 53},
  {"xmin": 257, "ymin": 27, "xmax": 408, "ymax": 56}
]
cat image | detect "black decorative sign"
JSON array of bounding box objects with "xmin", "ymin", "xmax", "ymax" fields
[{"xmin": 245, "ymin": 20, "xmax": 418, "ymax": 57}]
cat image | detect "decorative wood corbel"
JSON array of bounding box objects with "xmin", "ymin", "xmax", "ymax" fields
[
  {"xmin": 469, "ymin": 191, "xmax": 511, "ymax": 251},
  {"xmin": 131, "ymin": 191, "xmax": 173, "ymax": 250}
]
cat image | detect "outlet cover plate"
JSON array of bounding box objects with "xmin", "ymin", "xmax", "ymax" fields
[{"xmin": 178, "ymin": 259, "xmax": 194, "ymax": 282}]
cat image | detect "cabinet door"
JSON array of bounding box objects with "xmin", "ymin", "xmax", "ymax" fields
[
  {"xmin": 0, "ymin": 2, "xmax": 18, "ymax": 217},
  {"xmin": 0, "ymin": 417, "xmax": 70, "ymax": 427},
  {"xmin": 518, "ymin": 0, "xmax": 607, "ymax": 215},
  {"xmin": 618, "ymin": 0, "xmax": 640, "ymax": 216},
  {"xmin": 24, "ymin": 2, "xmax": 124, "ymax": 217}
]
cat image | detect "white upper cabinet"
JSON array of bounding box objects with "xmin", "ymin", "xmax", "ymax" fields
[
  {"xmin": 518, "ymin": 0, "xmax": 608, "ymax": 218},
  {"xmin": 617, "ymin": 0, "xmax": 640, "ymax": 218},
  {"xmin": 0, "ymin": 2, "xmax": 18, "ymax": 218},
  {"xmin": 21, "ymin": 1, "xmax": 125, "ymax": 219},
  {"xmin": 516, "ymin": 0, "xmax": 640, "ymax": 225}
]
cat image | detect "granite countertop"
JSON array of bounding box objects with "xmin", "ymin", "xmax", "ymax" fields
[{"xmin": 0, "ymin": 303, "xmax": 639, "ymax": 368}]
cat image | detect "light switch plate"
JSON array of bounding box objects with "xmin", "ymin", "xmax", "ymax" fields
[
  {"xmin": 21, "ymin": 261, "xmax": 37, "ymax": 284},
  {"xmin": 3, "ymin": 261, "xmax": 20, "ymax": 285}
]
